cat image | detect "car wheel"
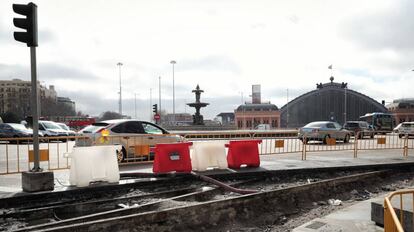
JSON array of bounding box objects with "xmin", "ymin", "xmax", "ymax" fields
[
  {"xmin": 370, "ymin": 133, "xmax": 374, "ymax": 139},
  {"xmin": 343, "ymin": 134, "xmax": 350, "ymax": 143},
  {"xmin": 116, "ymin": 147, "xmax": 126, "ymax": 163},
  {"xmin": 323, "ymin": 135, "xmax": 330, "ymax": 144},
  {"xmin": 399, "ymin": 134, "xmax": 403, "ymax": 138}
]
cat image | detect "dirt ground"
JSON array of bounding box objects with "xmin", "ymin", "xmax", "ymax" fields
[{"xmin": 209, "ymin": 173, "xmax": 413, "ymax": 232}]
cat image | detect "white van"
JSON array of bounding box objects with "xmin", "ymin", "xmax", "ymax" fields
[{"xmin": 397, "ymin": 122, "xmax": 414, "ymax": 138}]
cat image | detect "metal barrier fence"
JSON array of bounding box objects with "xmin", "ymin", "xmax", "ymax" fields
[
  {"xmin": 384, "ymin": 189, "xmax": 414, "ymax": 232},
  {"xmin": 0, "ymin": 131, "xmax": 413, "ymax": 174},
  {"xmin": 301, "ymin": 131, "xmax": 413, "ymax": 160},
  {"xmin": 0, "ymin": 136, "xmax": 75, "ymax": 174}
]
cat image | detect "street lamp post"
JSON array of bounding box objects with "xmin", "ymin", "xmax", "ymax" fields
[
  {"xmin": 117, "ymin": 62, "xmax": 123, "ymax": 117},
  {"xmin": 170, "ymin": 60, "xmax": 176, "ymax": 125}
]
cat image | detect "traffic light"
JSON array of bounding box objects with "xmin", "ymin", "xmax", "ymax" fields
[
  {"xmin": 12, "ymin": 2, "xmax": 38, "ymax": 47},
  {"xmin": 152, "ymin": 104, "xmax": 158, "ymax": 114}
]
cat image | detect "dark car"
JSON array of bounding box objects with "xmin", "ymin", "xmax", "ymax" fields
[
  {"xmin": 343, "ymin": 121, "xmax": 374, "ymax": 139},
  {"xmin": 0, "ymin": 123, "xmax": 34, "ymax": 143}
]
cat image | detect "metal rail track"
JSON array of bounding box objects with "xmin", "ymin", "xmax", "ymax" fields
[{"xmin": 2, "ymin": 166, "xmax": 409, "ymax": 232}]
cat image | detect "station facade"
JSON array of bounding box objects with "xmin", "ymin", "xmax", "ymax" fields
[
  {"xmin": 279, "ymin": 77, "xmax": 388, "ymax": 128},
  {"xmin": 387, "ymin": 98, "xmax": 414, "ymax": 123},
  {"xmin": 234, "ymin": 103, "xmax": 280, "ymax": 129}
]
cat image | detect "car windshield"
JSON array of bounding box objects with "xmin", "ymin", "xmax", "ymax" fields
[
  {"xmin": 80, "ymin": 124, "xmax": 106, "ymax": 133},
  {"xmin": 58, "ymin": 124, "xmax": 70, "ymax": 130},
  {"xmin": 9, "ymin": 124, "xmax": 29, "ymax": 131},
  {"xmin": 304, "ymin": 122, "xmax": 326, "ymax": 128},
  {"xmin": 42, "ymin": 122, "xmax": 62, "ymax": 129}
]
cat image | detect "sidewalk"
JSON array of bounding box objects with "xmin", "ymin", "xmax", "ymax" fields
[{"xmin": 293, "ymin": 195, "xmax": 385, "ymax": 232}]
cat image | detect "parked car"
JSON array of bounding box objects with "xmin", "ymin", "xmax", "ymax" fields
[
  {"xmin": 76, "ymin": 119, "xmax": 184, "ymax": 162},
  {"xmin": 396, "ymin": 122, "xmax": 414, "ymax": 138},
  {"xmin": 393, "ymin": 123, "xmax": 403, "ymax": 133},
  {"xmin": 38, "ymin": 120, "xmax": 69, "ymax": 141},
  {"xmin": 56, "ymin": 122, "xmax": 78, "ymax": 140},
  {"xmin": 0, "ymin": 123, "xmax": 34, "ymax": 143},
  {"xmin": 343, "ymin": 121, "xmax": 374, "ymax": 139},
  {"xmin": 298, "ymin": 121, "xmax": 351, "ymax": 144}
]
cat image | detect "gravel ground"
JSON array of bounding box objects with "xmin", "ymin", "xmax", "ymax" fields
[{"xmin": 212, "ymin": 173, "xmax": 413, "ymax": 232}]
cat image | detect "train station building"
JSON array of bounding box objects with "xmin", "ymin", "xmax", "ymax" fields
[
  {"xmin": 279, "ymin": 77, "xmax": 389, "ymax": 128},
  {"xmin": 234, "ymin": 85, "xmax": 280, "ymax": 129}
]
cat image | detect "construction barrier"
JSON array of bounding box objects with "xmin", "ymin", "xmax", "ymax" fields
[
  {"xmin": 153, "ymin": 142, "xmax": 193, "ymax": 174},
  {"xmin": 226, "ymin": 140, "xmax": 262, "ymax": 169}
]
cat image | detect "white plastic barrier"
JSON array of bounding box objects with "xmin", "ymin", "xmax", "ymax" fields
[
  {"xmin": 69, "ymin": 145, "xmax": 120, "ymax": 187},
  {"xmin": 191, "ymin": 140, "xmax": 228, "ymax": 171}
]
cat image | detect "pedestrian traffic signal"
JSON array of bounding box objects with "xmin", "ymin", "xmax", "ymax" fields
[
  {"xmin": 12, "ymin": 2, "xmax": 38, "ymax": 47},
  {"xmin": 152, "ymin": 104, "xmax": 158, "ymax": 114}
]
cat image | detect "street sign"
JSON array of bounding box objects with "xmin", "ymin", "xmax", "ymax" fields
[{"xmin": 154, "ymin": 114, "xmax": 160, "ymax": 120}]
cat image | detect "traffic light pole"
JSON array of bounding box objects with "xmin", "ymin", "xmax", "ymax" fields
[
  {"xmin": 14, "ymin": 2, "xmax": 53, "ymax": 192},
  {"xmin": 30, "ymin": 46, "xmax": 40, "ymax": 172}
]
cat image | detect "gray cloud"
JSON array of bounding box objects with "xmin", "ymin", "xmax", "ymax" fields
[
  {"xmin": 38, "ymin": 63, "xmax": 102, "ymax": 82},
  {"xmin": 0, "ymin": 62, "xmax": 102, "ymax": 86},
  {"xmin": 0, "ymin": 63, "xmax": 29, "ymax": 79},
  {"xmin": 177, "ymin": 55, "xmax": 241, "ymax": 75},
  {"xmin": 341, "ymin": 0, "xmax": 414, "ymax": 52}
]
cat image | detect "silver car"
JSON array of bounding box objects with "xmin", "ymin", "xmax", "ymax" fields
[
  {"xmin": 76, "ymin": 119, "xmax": 184, "ymax": 162},
  {"xmin": 298, "ymin": 121, "xmax": 351, "ymax": 144}
]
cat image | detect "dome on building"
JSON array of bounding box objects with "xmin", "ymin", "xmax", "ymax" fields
[
  {"xmin": 236, "ymin": 103, "xmax": 279, "ymax": 112},
  {"xmin": 279, "ymin": 77, "xmax": 388, "ymax": 128}
]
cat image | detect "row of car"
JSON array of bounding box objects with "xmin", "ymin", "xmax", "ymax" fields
[
  {"xmin": 298, "ymin": 120, "xmax": 414, "ymax": 144},
  {"xmin": 0, "ymin": 120, "xmax": 77, "ymax": 143}
]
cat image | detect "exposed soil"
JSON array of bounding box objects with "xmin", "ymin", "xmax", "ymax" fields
[{"xmin": 209, "ymin": 173, "xmax": 412, "ymax": 232}]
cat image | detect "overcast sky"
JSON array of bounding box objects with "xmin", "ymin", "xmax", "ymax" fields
[{"xmin": 1, "ymin": 0, "xmax": 413, "ymax": 120}]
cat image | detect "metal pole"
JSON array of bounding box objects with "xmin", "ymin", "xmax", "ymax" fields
[
  {"xmin": 30, "ymin": 46, "xmax": 40, "ymax": 172},
  {"xmin": 150, "ymin": 88, "xmax": 152, "ymax": 122},
  {"xmin": 344, "ymin": 87, "xmax": 347, "ymax": 123},
  {"xmin": 286, "ymin": 88, "xmax": 289, "ymax": 128},
  {"xmin": 117, "ymin": 62, "xmax": 123, "ymax": 117},
  {"xmin": 170, "ymin": 60, "xmax": 176, "ymax": 125},
  {"xmin": 159, "ymin": 76, "xmax": 161, "ymax": 123}
]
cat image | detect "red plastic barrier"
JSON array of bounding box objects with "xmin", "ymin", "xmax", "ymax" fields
[
  {"xmin": 153, "ymin": 142, "xmax": 193, "ymax": 173},
  {"xmin": 225, "ymin": 140, "xmax": 262, "ymax": 169}
]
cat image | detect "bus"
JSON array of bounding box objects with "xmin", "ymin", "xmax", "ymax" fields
[{"xmin": 359, "ymin": 112, "xmax": 394, "ymax": 133}]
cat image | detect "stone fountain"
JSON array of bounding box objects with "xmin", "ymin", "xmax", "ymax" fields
[{"xmin": 187, "ymin": 85, "xmax": 209, "ymax": 125}]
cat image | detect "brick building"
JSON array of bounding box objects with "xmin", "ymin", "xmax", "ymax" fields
[
  {"xmin": 386, "ymin": 98, "xmax": 414, "ymax": 123},
  {"xmin": 234, "ymin": 103, "xmax": 280, "ymax": 129}
]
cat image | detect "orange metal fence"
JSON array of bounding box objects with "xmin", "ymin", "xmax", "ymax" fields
[
  {"xmin": 0, "ymin": 131, "xmax": 413, "ymax": 174},
  {"xmin": 384, "ymin": 189, "xmax": 414, "ymax": 232}
]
